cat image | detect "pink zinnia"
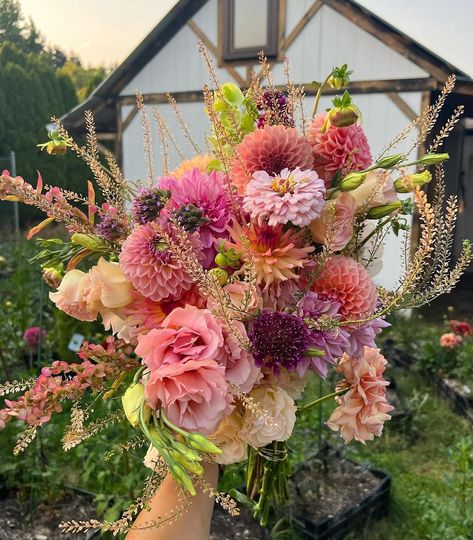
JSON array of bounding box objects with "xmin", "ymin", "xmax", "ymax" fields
[
  {"xmin": 327, "ymin": 347, "xmax": 394, "ymax": 443},
  {"xmin": 230, "ymin": 125, "xmax": 314, "ymax": 195},
  {"xmin": 312, "ymin": 255, "xmax": 377, "ymax": 320},
  {"xmin": 440, "ymin": 332, "xmax": 463, "ymax": 349},
  {"xmin": 308, "ymin": 112, "xmax": 372, "ymax": 187},
  {"xmin": 119, "ymin": 223, "xmax": 196, "ymax": 302},
  {"xmin": 243, "ymin": 167, "xmax": 326, "ymax": 227}
]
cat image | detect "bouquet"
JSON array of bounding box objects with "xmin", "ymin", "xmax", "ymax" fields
[{"xmin": 0, "ymin": 51, "xmax": 471, "ymax": 534}]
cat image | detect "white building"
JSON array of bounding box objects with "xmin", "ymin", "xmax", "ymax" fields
[{"xmin": 62, "ymin": 0, "xmax": 473, "ymax": 289}]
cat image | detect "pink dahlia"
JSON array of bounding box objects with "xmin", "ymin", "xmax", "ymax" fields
[
  {"xmin": 243, "ymin": 167, "xmax": 326, "ymax": 227},
  {"xmin": 327, "ymin": 347, "xmax": 394, "ymax": 443},
  {"xmin": 230, "ymin": 125, "xmax": 314, "ymax": 195},
  {"xmin": 119, "ymin": 223, "xmax": 196, "ymax": 302},
  {"xmin": 308, "ymin": 112, "xmax": 372, "ymax": 187},
  {"xmin": 227, "ymin": 222, "xmax": 313, "ymax": 288},
  {"xmin": 312, "ymin": 255, "xmax": 377, "ymax": 319},
  {"xmin": 440, "ymin": 332, "xmax": 462, "ymax": 349}
]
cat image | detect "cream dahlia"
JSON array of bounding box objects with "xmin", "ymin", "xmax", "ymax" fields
[
  {"xmin": 312, "ymin": 255, "xmax": 377, "ymax": 319},
  {"xmin": 308, "ymin": 112, "xmax": 372, "ymax": 187},
  {"xmin": 243, "ymin": 167, "xmax": 326, "ymax": 227},
  {"xmin": 119, "ymin": 223, "xmax": 196, "ymax": 302},
  {"xmin": 230, "ymin": 125, "xmax": 314, "ymax": 195},
  {"xmin": 227, "ymin": 222, "xmax": 313, "ymax": 288},
  {"xmin": 327, "ymin": 347, "xmax": 394, "ymax": 443}
]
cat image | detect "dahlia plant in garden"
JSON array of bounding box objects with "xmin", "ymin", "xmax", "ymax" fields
[{"xmin": 0, "ymin": 50, "xmax": 471, "ymax": 534}]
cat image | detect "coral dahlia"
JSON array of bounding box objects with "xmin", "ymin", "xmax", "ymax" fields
[
  {"xmin": 308, "ymin": 112, "xmax": 372, "ymax": 187},
  {"xmin": 312, "ymin": 255, "xmax": 377, "ymax": 319},
  {"xmin": 119, "ymin": 223, "xmax": 196, "ymax": 302},
  {"xmin": 227, "ymin": 222, "xmax": 313, "ymax": 288},
  {"xmin": 230, "ymin": 125, "xmax": 314, "ymax": 195},
  {"xmin": 243, "ymin": 167, "xmax": 326, "ymax": 227}
]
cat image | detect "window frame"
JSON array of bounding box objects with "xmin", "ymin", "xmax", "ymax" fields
[{"xmin": 220, "ymin": 0, "xmax": 280, "ymax": 63}]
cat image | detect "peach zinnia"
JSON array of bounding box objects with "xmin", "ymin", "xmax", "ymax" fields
[
  {"xmin": 227, "ymin": 222, "xmax": 313, "ymax": 288},
  {"xmin": 230, "ymin": 125, "xmax": 314, "ymax": 195}
]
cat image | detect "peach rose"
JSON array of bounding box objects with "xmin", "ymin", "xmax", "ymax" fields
[
  {"xmin": 145, "ymin": 358, "xmax": 233, "ymax": 434},
  {"xmin": 311, "ymin": 192, "xmax": 356, "ymax": 251},
  {"xmin": 210, "ymin": 410, "xmax": 247, "ymax": 465},
  {"xmin": 241, "ymin": 386, "xmax": 296, "ymax": 448}
]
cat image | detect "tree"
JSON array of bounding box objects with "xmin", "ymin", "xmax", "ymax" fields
[{"xmin": 0, "ymin": 0, "xmax": 44, "ymax": 54}]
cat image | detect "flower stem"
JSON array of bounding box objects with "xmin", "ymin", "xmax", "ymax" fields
[
  {"xmin": 312, "ymin": 72, "xmax": 334, "ymax": 117},
  {"xmin": 298, "ymin": 388, "xmax": 348, "ymax": 414}
]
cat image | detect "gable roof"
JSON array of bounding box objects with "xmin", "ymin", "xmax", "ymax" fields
[{"xmin": 62, "ymin": 0, "xmax": 471, "ymax": 135}]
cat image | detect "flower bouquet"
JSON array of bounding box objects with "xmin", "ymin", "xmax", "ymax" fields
[{"xmin": 0, "ymin": 51, "xmax": 471, "ymax": 535}]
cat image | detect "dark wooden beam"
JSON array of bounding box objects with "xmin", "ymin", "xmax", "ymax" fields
[
  {"xmin": 322, "ymin": 0, "xmax": 453, "ymax": 82},
  {"xmin": 387, "ymin": 92, "xmax": 418, "ymax": 122},
  {"xmin": 118, "ymin": 77, "xmax": 437, "ymax": 106}
]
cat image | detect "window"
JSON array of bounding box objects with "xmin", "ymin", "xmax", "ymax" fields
[{"xmin": 221, "ymin": 0, "xmax": 279, "ymax": 62}]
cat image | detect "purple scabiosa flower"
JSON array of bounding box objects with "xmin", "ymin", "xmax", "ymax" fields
[
  {"xmin": 249, "ymin": 310, "xmax": 309, "ymax": 374},
  {"xmin": 160, "ymin": 168, "xmax": 231, "ymax": 268},
  {"xmin": 243, "ymin": 167, "xmax": 326, "ymax": 228},
  {"xmin": 297, "ymin": 292, "xmax": 350, "ymax": 378},
  {"xmin": 344, "ymin": 318, "xmax": 390, "ymax": 358},
  {"xmin": 132, "ymin": 187, "xmax": 170, "ymax": 224},
  {"xmin": 23, "ymin": 326, "xmax": 46, "ymax": 348},
  {"xmin": 95, "ymin": 204, "xmax": 129, "ymax": 243}
]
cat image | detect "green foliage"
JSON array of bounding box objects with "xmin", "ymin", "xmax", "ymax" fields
[{"xmin": 59, "ymin": 59, "xmax": 108, "ymax": 102}]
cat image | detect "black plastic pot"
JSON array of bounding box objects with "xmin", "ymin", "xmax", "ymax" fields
[
  {"xmin": 291, "ymin": 455, "xmax": 391, "ymax": 540},
  {"xmin": 436, "ymin": 377, "xmax": 473, "ymax": 423}
]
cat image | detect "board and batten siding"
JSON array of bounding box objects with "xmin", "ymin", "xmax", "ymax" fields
[{"xmin": 120, "ymin": 0, "xmax": 426, "ymax": 290}]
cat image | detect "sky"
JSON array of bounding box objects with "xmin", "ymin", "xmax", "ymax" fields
[{"xmin": 18, "ymin": 0, "xmax": 473, "ymax": 76}]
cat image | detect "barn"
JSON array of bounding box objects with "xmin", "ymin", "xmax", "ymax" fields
[{"xmin": 61, "ymin": 0, "xmax": 473, "ymax": 290}]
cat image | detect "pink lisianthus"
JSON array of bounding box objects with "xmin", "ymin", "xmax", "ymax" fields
[
  {"xmin": 217, "ymin": 321, "xmax": 261, "ymax": 393},
  {"xmin": 135, "ymin": 305, "xmax": 224, "ymax": 371},
  {"xmin": 310, "ymin": 192, "xmax": 356, "ymax": 251},
  {"xmin": 327, "ymin": 347, "xmax": 394, "ymax": 443},
  {"xmin": 440, "ymin": 332, "xmax": 463, "ymax": 348},
  {"xmin": 308, "ymin": 112, "xmax": 372, "ymax": 187},
  {"xmin": 243, "ymin": 168, "xmax": 326, "ymax": 227},
  {"xmin": 145, "ymin": 359, "xmax": 232, "ymax": 434}
]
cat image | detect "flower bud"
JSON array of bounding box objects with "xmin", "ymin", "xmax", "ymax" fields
[
  {"xmin": 417, "ymin": 153, "xmax": 449, "ymax": 165},
  {"xmin": 305, "ymin": 348, "xmax": 326, "ymax": 357},
  {"xmin": 367, "ymin": 201, "xmax": 402, "ymax": 219},
  {"xmin": 340, "ymin": 172, "xmax": 367, "ymax": 191},
  {"xmin": 220, "ymin": 82, "xmax": 245, "ymax": 107},
  {"xmin": 71, "ymin": 233, "xmax": 109, "ymax": 251},
  {"xmin": 208, "ymin": 268, "xmax": 229, "ymax": 286},
  {"xmin": 328, "ymin": 107, "xmax": 359, "ymax": 128},
  {"xmin": 327, "ymin": 74, "xmax": 346, "ymax": 90},
  {"xmin": 394, "ymin": 170, "xmax": 432, "ymax": 193},
  {"xmin": 169, "ymin": 463, "xmax": 196, "ymax": 496},
  {"xmin": 122, "ymin": 383, "xmax": 149, "ymax": 428},
  {"xmin": 170, "ymin": 451, "xmax": 204, "ymax": 476},
  {"xmin": 43, "ymin": 267, "xmax": 62, "ymax": 288},
  {"xmin": 376, "ymin": 154, "xmax": 405, "ymax": 169},
  {"xmin": 186, "ymin": 432, "xmax": 222, "ymax": 455},
  {"xmin": 215, "ymin": 252, "xmax": 228, "ymax": 268},
  {"xmin": 172, "ymin": 440, "xmax": 202, "ymax": 462}
]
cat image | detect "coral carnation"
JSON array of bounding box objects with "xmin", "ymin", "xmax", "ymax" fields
[
  {"xmin": 308, "ymin": 112, "xmax": 372, "ymax": 187},
  {"xmin": 312, "ymin": 255, "xmax": 377, "ymax": 319},
  {"xmin": 230, "ymin": 125, "xmax": 314, "ymax": 195},
  {"xmin": 243, "ymin": 167, "xmax": 326, "ymax": 227},
  {"xmin": 119, "ymin": 223, "xmax": 196, "ymax": 302},
  {"xmin": 327, "ymin": 347, "xmax": 394, "ymax": 443}
]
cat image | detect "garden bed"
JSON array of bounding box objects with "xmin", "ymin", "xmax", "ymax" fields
[
  {"xmin": 290, "ymin": 451, "xmax": 391, "ymax": 539},
  {"xmin": 210, "ymin": 505, "xmax": 269, "ymax": 540},
  {"xmin": 436, "ymin": 377, "xmax": 473, "ymax": 423}
]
